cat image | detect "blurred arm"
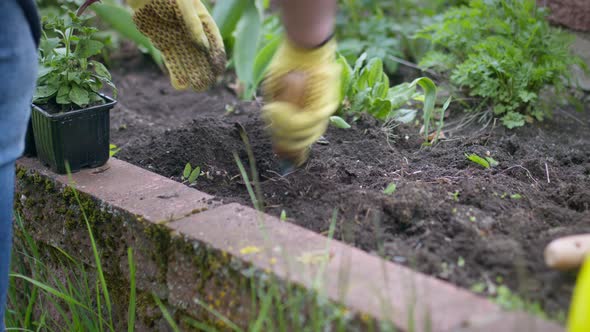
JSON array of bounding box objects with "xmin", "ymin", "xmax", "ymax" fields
[{"xmin": 280, "ymin": 0, "xmax": 337, "ymax": 48}]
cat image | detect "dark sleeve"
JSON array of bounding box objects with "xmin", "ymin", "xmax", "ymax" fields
[{"xmin": 16, "ymin": 0, "xmax": 41, "ymax": 47}]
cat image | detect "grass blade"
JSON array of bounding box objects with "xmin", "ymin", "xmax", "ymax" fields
[
  {"xmin": 194, "ymin": 298, "xmax": 244, "ymax": 332},
  {"xmin": 65, "ymin": 163, "xmax": 114, "ymax": 329},
  {"xmin": 233, "ymin": 152, "xmax": 260, "ymax": 211},
  {"xmin": 127, "ymin": 248, "xmax": 137, "ymax": 332},
  {"xmin": 10, "ymin": 274, "xmax": 90, "ymax": 311},
  {"xmin": 152, "ymin": 294, "xmax": 180, "ymax": 332}
]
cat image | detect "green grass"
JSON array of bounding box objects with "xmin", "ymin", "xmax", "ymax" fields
[{"xmin": 6, "ymin": 212, "xmax": 136, "ymax": 331}]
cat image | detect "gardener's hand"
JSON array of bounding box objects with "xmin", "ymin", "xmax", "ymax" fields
[
  {"xmin": 262, "ymin": 38, "xmax": 341, "ymax": 167},
  {"xmin": 127, "ymin": 0, "xmax": 226, "ymax": 91}
]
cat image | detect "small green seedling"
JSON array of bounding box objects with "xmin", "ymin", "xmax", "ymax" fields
[
  {"xmin": 510, "ymin": 194, "xmax": 522, "ymax": 200},
  {"xmin": 465, "ymin": 153, "xmax": 499, "ymax": 169},
  {"xmin": 457, "ymin": 257, "xmax": 465, "ymax": 267},
  {"xmin": 383, "ymin": 182, "xmax": 397, "ymax": 195},
  {"xmin": 449, "ymin": 190, "xmax": 460, "ymax": 202},
  {"xmin": 182, "ymin": 163, "xmax": 201, "ymax": 185},
  {"xmin": 109, "ymin": 144, "xmax": 121, "ymax": 157},
  {"xmin": 329, "ymin": 116, "xmax": 351, "ymax": 129},
  {"xmin": 280, "ymin": 210, "xmax": 287, "ymax": 222}
]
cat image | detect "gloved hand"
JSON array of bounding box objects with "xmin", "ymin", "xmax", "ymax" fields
[
  {"xmin": 127, "ymin": 0, "xmax": 226, "ymax": 91},
  {"xmin": 262, "ymin": 38, "xmax": 341, "ymax": 167}
]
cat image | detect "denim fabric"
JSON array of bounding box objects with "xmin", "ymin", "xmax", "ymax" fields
[{"xmin": 0, "ymin": 1, "xmax": 38, "ymax": 330}]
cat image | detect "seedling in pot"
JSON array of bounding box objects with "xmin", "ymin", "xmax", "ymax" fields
[
  {"xmin": 182, "ymin": 163, "xmax": 201, "ymax": 185},
  {"xmin": 31, "ymin": 9, "xmax": 118, "ymax": 174},
  {"xmin": 34, "ymin": 11, "xmax": 117, "ymax": 112}
]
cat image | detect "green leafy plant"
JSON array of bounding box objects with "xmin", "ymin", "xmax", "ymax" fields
[
  {"xmin": 213, "ymin": 0, "xmax": 281, "ymax": 100},
  {"xmin": 339, "ymin": 53, "xmax": 449, "ymax": 141},
  {"xmin": 471, "ymin": 282, "xmax": 549, "ymax": 320},
  {"xmin": 34, "ymin": 10, "xmax": 117, "ymax": 112},
  {"xmin": 337, "ymin": 12, "xmax": 403, "ymax": 74},
  {"xmin": 335, "ymin": 0, "xmax": 464, "ymax": 70},
  {"xmin": 182, "ymin": 163, "xmax": 201, "ymax": 185},
  {"xmin": 418, "ymin": 0, "xmax": 585, "ymax": 128}
]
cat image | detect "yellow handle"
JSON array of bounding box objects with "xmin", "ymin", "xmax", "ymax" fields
[{"xmin": 567, "ymin": 255, "xmax": 590, "ymax": 332}]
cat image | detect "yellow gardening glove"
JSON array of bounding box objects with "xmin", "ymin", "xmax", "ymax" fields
[
  {"xmin": 128, "ymin": 0, "xmax": 226, "ymax": 91},
  {"xmin": 262, "ymin": 38, "xmax": 341, "ymax": 167},
  {"xmin": 568, "ymin": 255, "xmax": 590, "ymax": 332}
]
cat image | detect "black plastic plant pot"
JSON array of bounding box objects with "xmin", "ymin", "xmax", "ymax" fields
[
  {"xmin": 31, "ymin": 94, "xmax": 116, "ymax": 174},
  {"xmin": 23, "ymin": 119, "xmax": 36, "ymax": 157}
]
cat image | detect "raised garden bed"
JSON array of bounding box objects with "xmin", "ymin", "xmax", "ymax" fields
[{"xmin": 110, "ymin": 51, "xmax": 589, "ymax": 320}]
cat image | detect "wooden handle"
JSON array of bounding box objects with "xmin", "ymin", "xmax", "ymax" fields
[{"xmin": 545, "ymin": 234, "xmax": 590, "ymax": 270}]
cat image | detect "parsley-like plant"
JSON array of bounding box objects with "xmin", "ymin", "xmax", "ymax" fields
[
  {"xmin": 34, "ymin": 10, "xmax": 116, "ymax": 113},
  {"xmin": 418, "ymin": 0, "xmax": 585, "ymax": 128}
]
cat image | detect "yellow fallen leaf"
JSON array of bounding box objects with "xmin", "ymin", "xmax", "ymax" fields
[
  {"xmin": 240, "ymin": 246, "xmax": 262, "ymax": 255},
  {"xmin": 296, "ymin": 250, "xmax": 333, "ymax": 265}
]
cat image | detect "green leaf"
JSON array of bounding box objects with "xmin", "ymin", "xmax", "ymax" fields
[
  {"xmin": 501, "ymin": 112, "xmax": 526, "ymax": 129},
  {"xmin": 329, "ymin": 116, "xmax": 351, "ymax": 129},
  {"xmin": 485, "ymin": 157, "xmax": 499, "ymax": 167},
  {"xmin": 233, "ymin": 2, "xmax": 262, "ymax": 99},
  {"xmin": 183, "ymin": 163, "xmax": 192, "ymax": 179},
  {"xmin": 337, "ymin": 54, "xmax": 353, "ymax": 103},
  {"xmin": 91, "ymin": 60, "xmax": 111, "ymax": 80},
  {"xmin": 383, "ymin": 183, "xmax": 397, "ymax": 195},
  {"xmin": 353, "ymin": 52, "xmax": 367, "ymax": 74},
  {"xmin": 518, "ymin": 91, "xmax": 537, "ymax": 103},
  {"xmin": 280, "ymin": 210, "xmax": 287, "ymax": 222},
  {"xmin": 393, "ymin": 108, "xmax": 418, "ymax": 123},
  {"xmin": 371, "ymin": 99, "xmax": 392, "ymax": 120},
  {"xmin": 510, "ymin": 193, "xmax": 522, "ymax": 199},
  {"xmin": 76, "ymin": 39, "xmax": 104, "ymax": 58},
  {"xmin": 39, "ymin": 37, "xmax": 60, "ymax": 58},
  {"xmin": 56, "ymin": 85, "xmax": 71, "ymax": 105},
  {"xmin": 109, "ymin": 144, "xmax": 121, "ymax": 157},
  {"xmin": 365, "ymin": 58, "xmax": 384, "ymax": 87},
  {"xmin": 34, "ymin": 85, "xmax": 59, "ymax": 99},
  {"xmin": 37, "ymin": 66, "xmax": 55, "ymax": 78},
  {"xmin": 69, "ymin": 85, "xmax": 90, "ymax": 107},
  {"xmin": 92, "ymin": 3, "xmax": 162, "ymax": 66},
  {"xmin": 410, "ymin": 77, "xmax": 437, "ymax": 139},
  {"xmin": 387, "ymin": 83, "xmax": 416, "ymax": 109},
  {"xmin": 188, "ymin": 166, "xmax": 201, "ymax": 184},
  {"xmin": 465, "ymin": 153, "xmax": 490, "ymax": 169},
  {"xmin": 252, "ymin": 34, "xmax": 281, "ymax": 88},
  {"xmin": 212, "ymin": 0, "xmax": 248, "ymax": 40}
]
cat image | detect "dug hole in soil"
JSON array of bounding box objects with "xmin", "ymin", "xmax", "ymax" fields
[{"xmin": 110, "ymin": 49, "xmax": 590, "ymax": 319}]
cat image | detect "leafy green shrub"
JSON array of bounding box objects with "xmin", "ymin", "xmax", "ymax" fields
[
  {"xmin": 34, "ymin": 11, "xmax": 116, "ymax": 112},
  {"xmin": 336, "ymin": 0, "xmax": 469, "ymax": 70},
  {"xmin": 418, "ymin": 0, "xmax": 584, "ymax": 128},
  {"xmin": 337, "ymin": 13, "xmax": 403, "ymax": 74},
  {"xmin": 213, "ymin": 0, "xmax": 281, "ymax": 100},
  {"xmin": 338, "ymin": 53, "xmax": 448, "ymax": 141}
]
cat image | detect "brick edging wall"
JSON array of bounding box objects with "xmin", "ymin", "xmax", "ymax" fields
[{"xmin": 14, "ymin": 158, "xmax": 564, "ymax": 332}]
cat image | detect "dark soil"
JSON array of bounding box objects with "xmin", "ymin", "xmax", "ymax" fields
[{"xmin": 109, "ymin": 50, "xmax": 590, "ymax": 319}]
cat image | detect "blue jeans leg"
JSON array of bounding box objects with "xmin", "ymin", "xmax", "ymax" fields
[
  {"xmin": 0, "ymin": 1, "xmax": 38, "ymax": 330},
  {"xmin": 0, "ymin": 165, "xmax": 15, "ymax": 332}
]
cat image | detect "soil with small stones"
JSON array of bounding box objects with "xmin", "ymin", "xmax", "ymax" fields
[{"xmin": 110, "ymin": 50, "xmax": 590, "ymax": 318}]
